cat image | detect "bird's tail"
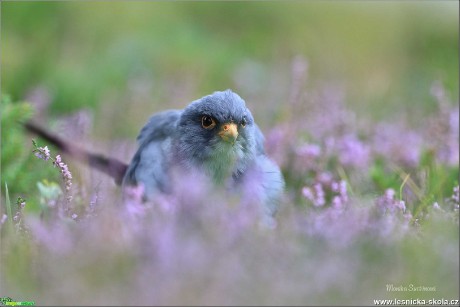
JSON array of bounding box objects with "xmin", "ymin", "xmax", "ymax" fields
[{"xmin": 24, "ymin": 121, "xmax": 128, "ymax": 185}]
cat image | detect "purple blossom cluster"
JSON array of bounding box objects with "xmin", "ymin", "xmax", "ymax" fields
[
  {"xmin": 430, "ymin": 81, "xmax": 459, "ymax": 166},
  {"xmin": 265, "ymin": 77, "xmax": 458, "ymax": 208},
  {"xmin": 450, "ymin": 185, "xmax": 459, "ymax": 212},
  {"xmin": 333, "ymin": 134, "xmax": 371, "ymax": 169},
  {"xmin": 375, "ymin": 188, "xmax": 407, "ymax": 215},
  {"xmin": 302, "ymin": 178, "xmax": 348, "ymax": 209},
  {"xmin": 33, "ymin": 145, "xmax": 50, "ymax": 161},
  {"xmin": 372, "ymin": 123, "xmax": 423, "ymax": 168},
  {"xmin": 293, "ymin": 143, "xmax": 322, "ymax": 173}
]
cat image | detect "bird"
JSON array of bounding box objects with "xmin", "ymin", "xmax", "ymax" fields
[{"xmin": 25, "ymin": 90, "xmax": 284, "ymax": 217}]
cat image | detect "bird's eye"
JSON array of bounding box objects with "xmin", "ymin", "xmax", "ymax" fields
[
  {"xmin": 201, "ymin": 115, "xmax": 216, "ymax": 129},
  {"xmin": 241, "ymin": 116, "xmax": 247, "ymax": 128}
]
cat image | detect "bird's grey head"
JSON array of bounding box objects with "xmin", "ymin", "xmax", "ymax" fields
[{"xmin": 173, "ymin": 89, "xmax": 257, "ymax": 184}]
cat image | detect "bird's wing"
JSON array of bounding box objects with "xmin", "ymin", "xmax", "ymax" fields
[
  {"xmin": 251, "ymin": 125, "xmax": 285, "ymax": 218},
  {"xmin": 253, "ymin": 124, "xmax": 266, "ymax": 155},
  {"xmin": 137, "ymin": 110, "xmax": 182, "ymax": 147},
  {"xmin": 255, "ymin": 155, "xmax": 285, "ymax": 217},
  {"xmin": 122, "ymin": 110, "xmax": 182, "ymax": 195}
]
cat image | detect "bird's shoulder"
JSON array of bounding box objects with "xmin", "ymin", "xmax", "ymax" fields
[
  {"xmin": 253, "ymin": 124, "xmax": 266, "ymax": 155},
  {"xmin": 137, "ymin": 109, "xmax": 182, "ymax": 146}
]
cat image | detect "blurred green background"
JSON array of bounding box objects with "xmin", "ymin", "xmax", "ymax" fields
[{"xmin": 2, "ymin": 1, "xmax": 458, "ymax": 123}]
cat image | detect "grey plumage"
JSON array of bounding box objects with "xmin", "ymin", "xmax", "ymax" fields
[{"xmin": 123, "ymin": 89, "xmax": 284, "ymax": 216}]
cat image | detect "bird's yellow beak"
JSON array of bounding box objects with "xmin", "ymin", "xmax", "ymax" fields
[{"xmin": 218, "ymin": 122, "xmax": 238, "ymax": 144}]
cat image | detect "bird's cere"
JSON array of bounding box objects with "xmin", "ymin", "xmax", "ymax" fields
[{"xmin": 218, "ymin": 122, "xmax": 238, "ymax": 144}]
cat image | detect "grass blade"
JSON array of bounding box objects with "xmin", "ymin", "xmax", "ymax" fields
[{"xmin": 4, "ymin": 182, "xmax": 14, "ymax": 230}]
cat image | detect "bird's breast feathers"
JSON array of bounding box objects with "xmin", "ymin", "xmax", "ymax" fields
[{"xmin": 205, "ymin": 138, "xmax": 250, "ymax": 184}]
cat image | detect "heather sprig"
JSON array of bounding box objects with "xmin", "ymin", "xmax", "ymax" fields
[
  {"xmin": 13, "ymin": 196, "xmax": 28, "ymax": 233},
  {"xmin": 32, "ymin": 140, "xmax": 73, "ymax": 203},
  {"xmin": 449, "ymin": 185, "xmax": 459, "ymax": 212},
  {"xmin": 52, "ymin": 155, "xmax": 73, "ymax": 196},
  {"xmin": 32, "ymin": 139, "xmax": 51, "ymax": 161},
  {"xmin": 1, "ymin": 183, "xmax": 27, "ymax": 234}
]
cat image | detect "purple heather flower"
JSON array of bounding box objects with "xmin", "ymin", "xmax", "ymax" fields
[
  {"xmin": 385, "ymin": 188, "xmax": 395, "ymax": 200},
  {"xmin": 0, "ymin": 214, "xmax": 7, "ymax": 225},
  {"xmin": 403, "ymin": 211, "xmax": 413, "ymax": 223},
  {"xmin": 332, "ymin": 195, "xmax": 342, "ymax": 209},
  {"xmin": 265, "ymin": 125, "xmax": 291, "ymax": 167},
  {"xmin": 34, "ymin": 152, "xmax": 43, "ymax": 160},
  {"xmin": 397, "ymin": 200, "xmax": 406, "ymax": 212},
  {"xmin": 373, "ymin": 123, "xmax": 423, "ymax": 167},
  {"xmin": 302, "ymin": 178, "xmax": 349, "ymax": 209},
  {"xmin": 317, "ymin": 171, "xmax": 333, "ymax": 186},
  {"xmin": 293, "ymin": 143, "xmax": 322, "ymax": 173},
  {"xmin": 331, "ymin": 181, "xmax": 339, "ymax": 192},
  {"xmin": 123, "ymin": 183, "xmax": 148, "ymax": 217},
  {"xmin": 337, "ymin": 134, "xmax": 371, "ymax": 169},
  {"xmin": 449, "ymin": 108, "xmax": 459, "ymax": 140},
  {"xmin": 313, "ymin": 183, "xmax": 326, "ymax": 207},
  {"xmin": 339, "ymin": 181, "xmax": 348, "ymax": 202},
  {"xmin": 302, "ymin": 187, "xmax": 314, "ymax": 201},
  {"xmin": 452, "ymin": 186, "xmax": 459, "ymax": 204},
  {"xmin": 52, "ymin": 155, "xmax": 73, "ymax": 194},
  {"xmin": 331, "ymin": 180, "xmax": 349, "ymax": 206},
  {"xmin": 296, "ymin": 143, "xmax": 321, "ymax": 159},
  {"xmin": 54, "ymin": 154, "xmax": 62, "ymax": 165},
  {"xmin": 431, "ymin": 106, "xmax": 459, "ymax": 166},
  {"xmin": 433, "ymin": 202, "xmax": 441, "ymax": 210},
  {"xmin": 376, "ymin": 188, "xmax": 407, "ymax": 215},
  {"xmin": 34, "ymin": 146, "xmax": 51, "ymax": 161}
]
